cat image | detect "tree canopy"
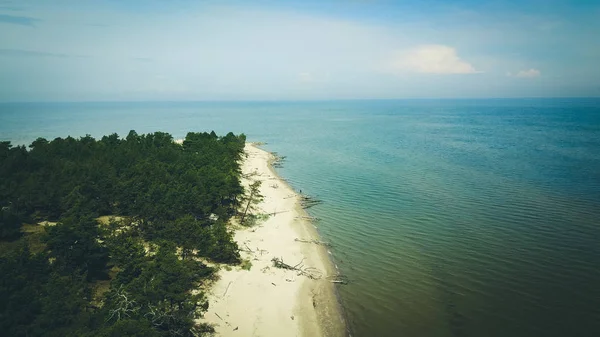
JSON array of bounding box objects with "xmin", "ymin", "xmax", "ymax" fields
[{"xmin": 0, "ymin": 131, "xmax": 246, "ymax": 336}]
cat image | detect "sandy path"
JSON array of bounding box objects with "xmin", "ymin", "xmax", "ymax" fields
[{"xmin": 199, "ymin": 143, "xmax": 346, "ymax": 337}]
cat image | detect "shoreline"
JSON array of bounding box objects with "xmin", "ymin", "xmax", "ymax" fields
[
  {"xmin": 263, "ymin": 143, "xmax": 349, "ymax": 337},
  {"xmin": 199, "ymin": 143, "xmax": 347, "ymax": 337}
]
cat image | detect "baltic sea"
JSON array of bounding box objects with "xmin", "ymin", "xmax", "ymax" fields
[{"xmin": 1, "ymin": 98, "xmax": 599, "ymax": 337}]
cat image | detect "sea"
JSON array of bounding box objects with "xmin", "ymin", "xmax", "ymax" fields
[{"xmin": 1, "ymin": 99, "xmax": 599, "ymax": 337}]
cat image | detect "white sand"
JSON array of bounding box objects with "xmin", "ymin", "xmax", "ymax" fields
[{"xmin": 199, "ymin": 143, "xmax": 346, "ymax": 337}]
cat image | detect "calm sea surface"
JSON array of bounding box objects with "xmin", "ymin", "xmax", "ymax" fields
[{"xmin": 1, "ymin": 99, "xmax": 599, "ymax": 337}]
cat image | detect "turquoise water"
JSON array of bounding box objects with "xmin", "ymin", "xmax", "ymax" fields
[{"xmin": 1, "ymin": 99, "xmax": 600, "ymax": 336}]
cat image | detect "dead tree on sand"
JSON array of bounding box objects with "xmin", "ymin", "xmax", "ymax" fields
[{"xmin": 240, "ymin": 180, "xmax": 263, "ymax": 225}]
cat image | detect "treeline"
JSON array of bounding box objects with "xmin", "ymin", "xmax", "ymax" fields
[{"xmin": 0, "ymin": 131, "xmax": 246, "ymax": 336}]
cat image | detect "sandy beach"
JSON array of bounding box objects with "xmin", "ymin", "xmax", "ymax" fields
[{"xmin": 200, "ymin": 143, "xmax": 347, "ymax": 337}]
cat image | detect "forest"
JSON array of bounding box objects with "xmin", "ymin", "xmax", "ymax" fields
[{"xmin": 0, "ymin": 130, "xmax": 247, "ymax": 336}]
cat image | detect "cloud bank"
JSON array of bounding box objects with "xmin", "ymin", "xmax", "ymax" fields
[
  {"xmin": 0, "ymin": 1, "xmax": 598, "ymax": 100},
  {"xmin": 389, "ymin": 45, "xmax": 479, "ymax": 75},
  {"xmin": 516, "ymin": 68, "xmax": 541, "ymax": 78},
  {"xmin": 507, "ymin": 69, "xmax": 541, "ymax": 78}
]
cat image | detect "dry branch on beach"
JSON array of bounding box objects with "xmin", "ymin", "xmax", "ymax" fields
[
  {"xmin": 299, "ymin": 194, "xmax": 322, "ymax": 209},
  {"xmin": 270, "ymin": 257, "xmax": 348, "ymax": 285},
  {"xmin": 271, "ymin": 257, "xmax": 323, "ymax": 280},
  {"xmin": 294, "ymin": 238, "xmax": 331, "ymax": 246},
  {"xmin": 295, "ymin": 215, "xmax": 321, "ymax": 222},
  {"xmin": 271, "ymin": 152, "xmax": 286, "ymax": 168}
]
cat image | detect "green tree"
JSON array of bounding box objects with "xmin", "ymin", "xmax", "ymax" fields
[
  {"xmin": 0, "ymin": 207, "xmax": 22, "ymax": 240},
  {"xmin": 0, "ymin": 130, "xmax": 247, "ymax": 336},
  {"xmin": 122, "ymin": 244, "xmax": 212, "ymax": 336},
  {"xmin": 97, "ymin": 319, "xmax": 160, "ymax": 337},
  {"xmin": 45, "ymin": 216, "xmax": 109, "ymax": 280},
  {"xmin": 30, "ymin": 272, "xmax": 92, "ymax": 337},
  {"xmin": 0, "ymin": 242, "xmax": 49, "ymax": 336},
  {"xmin": 240, "ymin": 180, "xmax": 263, "ymax": 225}
]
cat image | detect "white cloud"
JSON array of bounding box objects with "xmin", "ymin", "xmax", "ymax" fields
[
  {"xmin": 3, "ymin": 2, "xmax": 587, "ymax": 100},
  {"xmin": 389, "ymin": 45, "xmax": 479, "ymax": 74},
  {"xmin": 514, "ymin": 68, "xmax": 541, "ymax": 78}
]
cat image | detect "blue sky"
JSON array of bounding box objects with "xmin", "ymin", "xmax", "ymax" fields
[{"xmin": 0, "ymin": 0, "xmax": 599, "ymax": 101}]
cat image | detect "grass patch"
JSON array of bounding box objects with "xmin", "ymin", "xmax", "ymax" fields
[
  {"xmin": 22, "ymin": 223, "xmax": 45, "ymax": 234},
  {"xmin": 0, "ymin": 226, "xmax": 47, "ymax": 257},
  {"xmin": 244, "ymin": 213, "xmax": 271, "ymax": 227},
  {"xmin": 92, "ymin": 280, "xmax": 111, "ymax": 305},
  {"xmin": 240, "ymin": 259, "xmax": 252, "ymax": 271},
  {"xmin": 25, "ymin": 232, "xmax": 47, "ymax": 254}
]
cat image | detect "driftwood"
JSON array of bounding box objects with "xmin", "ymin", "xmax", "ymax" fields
[
  {"xmin": 294, "ymin": 238, "xmax": 331, "ymax": 247},
  {"xmin": 223, "ymin": 281, "xmax": 233, "ymax": 297},
  {"xmin": 239, "ymin": 243, "xmax": 253, "ymax": 253},
  {"xmin": 299, "ymin": 195, "xmax": 322, "ymax": 209},
  {"xmin": 271, "ymin": 152, "xmax": 286, "ymax": 168},
  {"xmin": 106, "ymin": 286, "xmax": 139, "ymax": 322},
  {"xmin": 271, "ymin": 257, "xmax": 323, "ymax": 280},
  {"xmin": 296, "ymin": 215, "xmax": 321, "ymax": 222},
  {"xmin": 330, "ymin": 280, "xmax": 348, "ymax": 285},
  {"xmin": 326, "ymin": 274, "xmax": 350, "ymax": 285},
  {"xmin": 215, "ymin": 313, "xmax": 232, "ymax": 327},
  {"xmin": 240, "ymin": 243, "xmax": 268, "ymax": 256},
  {"xmin": 271, "ymin": 257, "xmax": 301, "ymax": 270},
  {"xmin": 241, "ymin": 171, "xmax": 259, "ymax": 179}
]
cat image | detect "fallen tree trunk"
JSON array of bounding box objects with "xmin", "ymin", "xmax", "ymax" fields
[
  {"xmin": 294, "ymin": 238, "xmax": 331, "ymax": 247},
  {"xmin": 271, "ymin": 257, "xmax": 323, "ymax": 280}
]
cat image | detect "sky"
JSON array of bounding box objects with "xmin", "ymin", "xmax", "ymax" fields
[{"xmin": 0, "ymin": 0, "xmax": 599, "ymax": 101}]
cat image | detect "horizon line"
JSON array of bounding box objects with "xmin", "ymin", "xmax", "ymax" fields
[{"xmin": 1, "ymin": 96, "xmax": 599, "ymax": 104}]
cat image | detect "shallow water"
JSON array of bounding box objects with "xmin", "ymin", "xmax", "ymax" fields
[{"xmin": 1, "ymin": 98, "xmax": 599, "ymax": 336}]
